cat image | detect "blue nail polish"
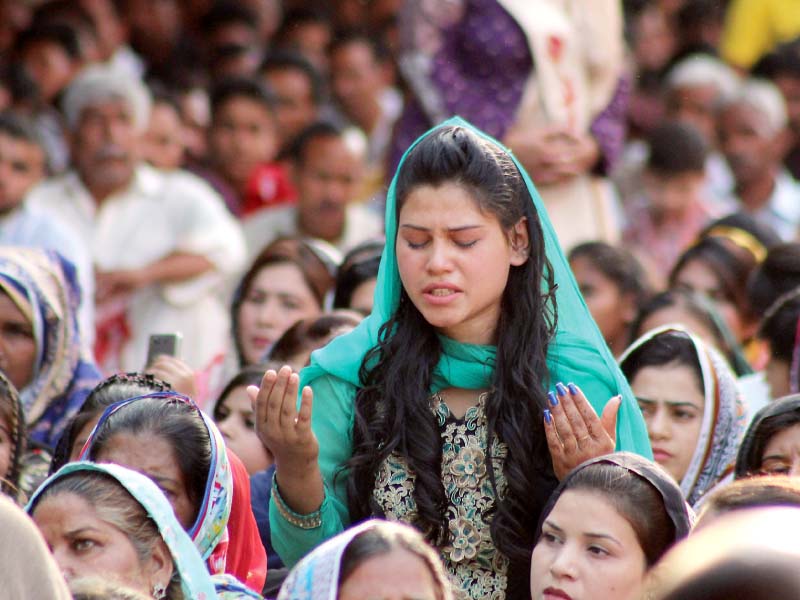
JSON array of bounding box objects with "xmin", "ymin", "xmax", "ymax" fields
[
  {"xmin": 544, "ymin": 409, "xmax": 552, "ymax": 424},
  {"xmin": 556, "ymin": 382, "xmax": 568, "ymax": 397},
  {"xmin": 568, "ymin": 382, "xmax": 578, "ymax": 395},
  {"xmin": 548, "ymin": 391, "xmax": 558, "ymax": 407}
]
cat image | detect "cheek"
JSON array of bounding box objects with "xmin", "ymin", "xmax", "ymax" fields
[
  {"xmin": 529, "ymin": 543, "xmax": 550, "ymax": 584},
  {"xmin": 598, "ymin": 563, "xmax": 646, "ymax": 600},
  {"xmin": 237, "ymin": 305, "xmax": 257, "ymax": 334},
  {"xmin": 174, "ymin": 492, "xmax": 198, "ymax": 530},
  {"xmin": 673, "ymin": 416, "xmax": 704, "ymax": 456},
  {"xmin": 396, "ymin": 247, "xmax": 421, "ymax": 288}
]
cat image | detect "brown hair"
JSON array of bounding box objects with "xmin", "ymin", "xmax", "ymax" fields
[
  {"xmin": 564, "ymin": 463, "xmax": 677, "ymax": 567},
  {"xmin": 338, "ymin": 521, "xmax": 453, "ymax": 600},
  {"xmin": 231, "ymin": 236, "xmax": 336, "ymax": 365}
]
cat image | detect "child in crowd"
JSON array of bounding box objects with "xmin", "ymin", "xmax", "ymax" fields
[
  {"xmin": 623, "ymin": 121, "xmax": 720, "ymax": 277},
  {"xmin": 206, "ymin": 77, "xmax": 295, "ymax": 217}
]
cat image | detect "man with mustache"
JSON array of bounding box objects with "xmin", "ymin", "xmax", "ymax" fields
[
  {"xmin": 241, "ymin": 121, "xmax": 383, "ymax": 262},
  {"xmin": 27, "ymin": 65, "xmax": 245, "ymax": 375},
  {"xmin": 718, "ymin": 78, "xmax": 800, "ymax": 241}
]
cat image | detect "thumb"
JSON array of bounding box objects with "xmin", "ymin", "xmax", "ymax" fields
[{"xmin": 600, "ymin": 395, "xmax": 621, "ymax": 444}]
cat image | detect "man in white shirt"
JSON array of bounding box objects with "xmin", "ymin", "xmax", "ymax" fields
[
  {"xmin": 241, "ymin": 121, "xmax": 383, "ymax": 262},
  {"xmin": 28, "ymin": 65, "xmax": 246, "ymax": 372}
]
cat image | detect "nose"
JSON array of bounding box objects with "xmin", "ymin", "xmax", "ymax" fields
[
  {"xmin": 425, "ymin": 239, "xmax": 454, "ymax": 275},
  {"xmin": 549, "ymin": 544, "xmax": 579, "ymax": 580},
  {"xmin": 647, "ymin": 406, "xmax": 671, "ymax": 441},
  {"xmin": 324, "ymin": 178, "xmax": 349, "ymax": 206},
  {"xmin": 256, "ymin": 298, "xmax": 281, "ymax": 328}
]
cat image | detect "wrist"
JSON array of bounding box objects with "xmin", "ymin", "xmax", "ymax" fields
[{"xmin": 274, "ymin": 460, "xmax": 324, "ymax": 514}]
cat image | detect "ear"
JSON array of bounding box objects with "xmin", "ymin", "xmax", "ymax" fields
[
  {"xmin": 508, "ymin": 217, "xmax": 531, "ymax": 267},
  {"xmin": 144, "ymin": 539, "xmax": 175, "ymax": 596}
]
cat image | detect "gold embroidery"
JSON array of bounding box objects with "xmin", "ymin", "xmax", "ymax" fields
[{"xmin": 373, "ymin": 393, "xmax": 509, "ymax": 599}]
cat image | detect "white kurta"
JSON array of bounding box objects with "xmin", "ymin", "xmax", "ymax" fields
[{"xmin": 28, "ymin": 164, "xmax": 246, "ymax": 371}]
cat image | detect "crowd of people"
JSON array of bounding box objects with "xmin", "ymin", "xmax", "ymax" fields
[{"xmin": 2, "ymin": 0, "xmax": 800, "ymax": 599}]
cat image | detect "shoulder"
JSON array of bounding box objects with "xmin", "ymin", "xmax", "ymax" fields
[
  {"xmin": 145, "ymin": 165, "xmax": 227, "ymax": 206},
  {"xmin": 308, "ymin": 372, "xmax": 358, "ymax": 402},
  {"xmin": 26, "ymin": 172, "xmax": 81, "ymax": 205}
]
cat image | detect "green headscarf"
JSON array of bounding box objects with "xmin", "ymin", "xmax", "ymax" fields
[{"xmin": 301, "ymin": 116, "xmax": 651, "ymax": 456}]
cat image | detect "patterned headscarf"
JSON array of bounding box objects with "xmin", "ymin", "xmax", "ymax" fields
[
  {"xmin": 26, "ymin": 462, "xmax": 218, "ymax": 599},
  {"xmin": 0, "ymin": 248, "xmax": 100, "ymax": 449},
  {"xmin": 620, "ymin": 325, "xmax": 746, "ymax": 506},
  {"xmin": 79, "ymin": 392, "xmax": 261, "ymax": 599}
]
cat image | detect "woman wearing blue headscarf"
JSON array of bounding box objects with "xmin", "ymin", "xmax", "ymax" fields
[
  {"xmin": 0, "ymin": 248, "xmax": 100, "ymax": 450},
  {"xmin": 255, "ymin": 118, "xmax": 651, "ymax": 599}
]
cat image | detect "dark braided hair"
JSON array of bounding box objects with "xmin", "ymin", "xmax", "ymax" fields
[
  {"xmin": 50, "ymin": 373, "xmax": 172, "ymax": 474},
  {"xmin": 0, "ymin": 374, "xmax": 24, "ymax": 497},
  {"xmin": 345, "ymin": 125, "xmax": 558, "ymax": 598}
]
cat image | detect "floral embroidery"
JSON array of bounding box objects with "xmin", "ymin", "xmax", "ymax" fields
[{"xmin": 373, "ymin": 392, "xmax": 509, "ymax": 599}]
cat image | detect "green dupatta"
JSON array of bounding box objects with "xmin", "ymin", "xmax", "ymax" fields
[{"xmin": 272, "ymin": 117, "xmax": 651, "ymax": 566}]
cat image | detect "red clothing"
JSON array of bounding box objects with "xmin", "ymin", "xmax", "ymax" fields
[
  {"xmin": 225, "ymin": 450, "xmax": 268, "ymax": 593},
  {"xmin": 241, "ymin": 163, "xmax": 296, "ymax": 217}
]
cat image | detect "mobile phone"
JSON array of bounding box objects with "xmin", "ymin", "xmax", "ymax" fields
[{"xmin": 146, "ymin": 333, "xmax": 183, "ymax": 366}]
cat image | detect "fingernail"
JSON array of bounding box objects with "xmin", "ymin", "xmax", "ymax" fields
[
  {"xmin": 555, "ymin": 382, "xmax": 567, "ymax": 397},
  {"xmin": 544, "ymin": 409, "xmax": 552, "ymax": 424},
  {"xmin": 548, "ymin": 391, "xmax": 559, "ymax": 407},
  {"xmin": 568, "ymin": 383, "xmax": 578, "ymax": 395}
]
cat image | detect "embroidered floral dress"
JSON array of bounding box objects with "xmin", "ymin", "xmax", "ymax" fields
[{"xmin": 373, "ymin": 393, "xmax": 509, "ymax": 599}]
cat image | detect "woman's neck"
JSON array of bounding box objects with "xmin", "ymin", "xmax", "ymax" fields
[{"xmin": 438, "ymin": 387, "xmax": 489, "ymax": 419}]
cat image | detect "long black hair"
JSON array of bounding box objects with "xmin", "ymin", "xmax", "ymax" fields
[{"xmin": 345, "ymin": 125, "xmax": 558, "ymax": 596}]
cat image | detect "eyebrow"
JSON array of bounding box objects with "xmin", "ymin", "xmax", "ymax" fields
[
  {"xmin": 761, "ymin": 454, "xmax": 790, "ymax": 462},
  {"xmin": 151, "ymin": 475, "xmax": 180, "ymax": 488},
  {"xmin": 544, "ymin": 520, "xmax": 623, "ymax": 548},
  {"xmin": 399, "ymin": 224, "xmax": 485, "ymax": 232},
  {"xmin": 636, "ymin": 396, "xmax": 702, "ymax": 409},
  {"xmin": 65, "ymin": 526, "xmax": 101, "ymax": 537}
]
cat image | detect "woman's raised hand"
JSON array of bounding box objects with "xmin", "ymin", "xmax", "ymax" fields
[
  {"xmin": 249, "ymin": 366, "xmax": 324, "ymax": 513},
  {"xmin": 544, "ymin": 382, "xmax": 620, "ymax": 480}
]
